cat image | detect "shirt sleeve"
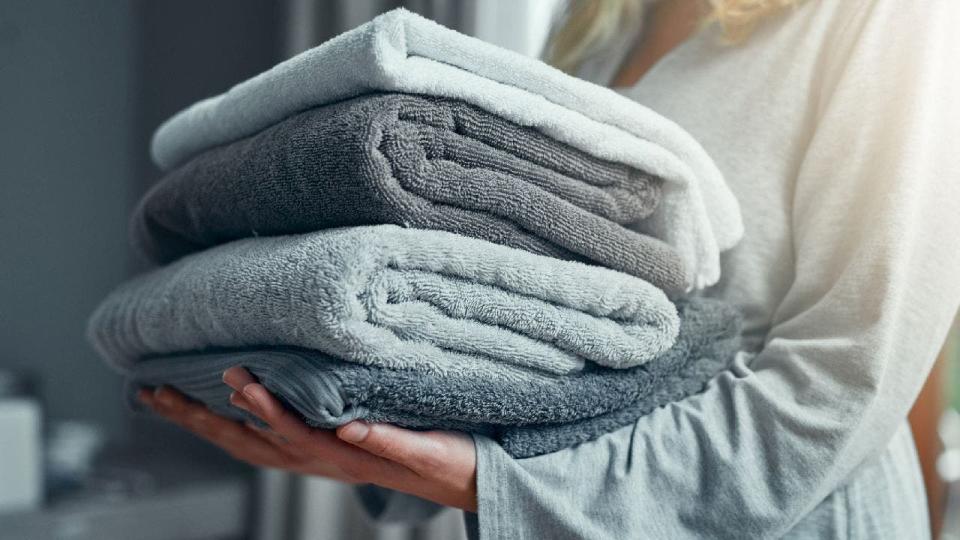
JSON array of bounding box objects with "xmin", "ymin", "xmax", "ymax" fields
[
  {"xmin": 473, "ymin": 1, "xmax": 960, "ymax": 538},
  {"xmin": 353, "ymin": 485, "xmax": 446, "ymax": 524}
]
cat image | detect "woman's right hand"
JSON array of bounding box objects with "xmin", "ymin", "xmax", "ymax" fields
[
  {"xmin": 137, "ymin": 366, "xmax": 478, "ymax": 511},
  {"xmin": 138, "ymin": 385, "xmax": 360, "ymax": 483}
]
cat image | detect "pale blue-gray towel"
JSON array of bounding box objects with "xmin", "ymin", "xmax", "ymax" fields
[{"xmin": 88, "ymin": 225, "xmax": 679, "ymax": 376}]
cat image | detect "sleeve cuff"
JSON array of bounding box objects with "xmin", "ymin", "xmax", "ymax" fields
[{"xmin": 353, "ymin": 485, "xmax": 446, "ymax": 524}]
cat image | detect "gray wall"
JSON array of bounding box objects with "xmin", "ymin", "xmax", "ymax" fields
[
  {"xmin": 0, "ymin": 0, "xmax": 284, "ymax": 441},
  {"xmin": 0, "ymin": 0, "xmax": 135, "ymax": 437}
]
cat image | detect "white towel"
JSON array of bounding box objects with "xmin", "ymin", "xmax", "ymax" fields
[{"xmin": 150, "ymin": 8, "xmax": 742, "ymax": 289}]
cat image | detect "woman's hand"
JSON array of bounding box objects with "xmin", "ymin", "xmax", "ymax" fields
[{"xmin": 137, "ymin": 366, "xmax": 477, "ymax": 511}]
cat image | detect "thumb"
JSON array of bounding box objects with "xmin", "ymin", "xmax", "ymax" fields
[{"xmin": 336, "ymin": 421, "xmax": 443, "ymax": 475}]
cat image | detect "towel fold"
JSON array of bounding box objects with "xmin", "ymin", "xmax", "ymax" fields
[
  {"xmin": 133, "ymin": 93, "xmax": 685, "ymax": 292},
  {"xmin": 124, "ymin": 298, "xmax": 740, "ymax": 458},
  {"xmin": 149, "ymin": 8, "xmax": 742, "ymax": 289},
  {"xmin": 89, "ymin": 225, "xmax": 680, "ymax": 377}
]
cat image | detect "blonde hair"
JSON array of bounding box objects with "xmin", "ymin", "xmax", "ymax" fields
[{"xmin": 548, "ymin": 0, "xmax": 803, "ymax": 73}]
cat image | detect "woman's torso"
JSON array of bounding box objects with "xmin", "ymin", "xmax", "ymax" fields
[{"xmin": 579, "ymin": 1, "xmax": 930, "ymax": 536}]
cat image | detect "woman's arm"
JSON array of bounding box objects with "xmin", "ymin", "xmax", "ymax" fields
[{"xmin": 471, "ymin": 1, "xmax": 960, "ymax": 537}]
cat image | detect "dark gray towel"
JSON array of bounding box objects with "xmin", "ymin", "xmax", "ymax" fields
[
  {"xmin": 132, "ymin": 93, "xmax": 687, "ymax": 292},
  {"xmin": 125, "ymin": 298, "xmax": 740, "ymax": 458}
]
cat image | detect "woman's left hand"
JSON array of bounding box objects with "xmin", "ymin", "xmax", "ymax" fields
[{"xmin": 138, "ymin": 366, "xmax": 477, "ymax": 512}]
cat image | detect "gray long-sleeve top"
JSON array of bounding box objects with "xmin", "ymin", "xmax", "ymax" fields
[{"xmin": 361, "ymin": 1, "xmax": 960, "ymax": 537}]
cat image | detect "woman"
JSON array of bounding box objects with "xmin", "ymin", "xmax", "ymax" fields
[{"xmin": 139, "ymin": 0, "xmax": 960, "ymax": 537}]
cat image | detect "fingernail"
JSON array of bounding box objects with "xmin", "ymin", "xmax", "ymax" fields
[
  {"xmin": 242, "ymin": 385, "xmax": 263, "ymax": 413},
  {"xmin": 229, "ymin": 391, "xmax": 249, "ymax": 411},
  {"xmin": 338, "ymin": 421, "xmax": 370, "ymax": 443},
  {"xmin": 137, "ymin": 388, "xmax": 154, "ymax": 405},
  {"xmin": 222, "ymin": 366, "xmax": 240, "ymax": 384}
]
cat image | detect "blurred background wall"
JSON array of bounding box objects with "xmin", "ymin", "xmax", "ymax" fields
[{"xmin": 1, "ymin": 0, "xmax": 136, "ymax": 441}]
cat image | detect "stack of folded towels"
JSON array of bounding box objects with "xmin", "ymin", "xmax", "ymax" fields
[{"xmin": 87, "ymin": 9, "xmax": 744, "ymax": 458}]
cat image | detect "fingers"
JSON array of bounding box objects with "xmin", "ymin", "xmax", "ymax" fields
[
  {"xmin": 228, "ymin": 390, "xmax": 264, "ymax": 420},
  {"xmin": 229, "ymin": 393, "xmax": 294, "ymax": 448},
  {"xmin": 229, "ymin": 384, "xmax": 364, "ymax": 465},
  {"xmin": 224, "ymin": 373, "xmax": 378, "ymax": 467},
  {"xmin": 222, "ymin": 366, "xmax": 257, "ymax": 392},
  {"xmin": 233, "ymin": 385, "xmax": 416, "ymax": 485},
  {"xmin": 147, "ymin": 382, "xmax": 436, "ymax": 492},
  {"xmin": 139, "ymin": 387, "xmax": 291, "ymax": 469},
  {"xmin": 222, "ymin": 369, "xmax": 299, "ymax": 444},
  {"xmin": 138, "ymin": 387, "xmax": 371, "ymax": 483},
  {"xmin": 236, "ymin": 383, "xmax": 461, "ymax": 484},
  {"xmin": 236, "ymin": 383, "xmax": 319, "ymax": 446}
]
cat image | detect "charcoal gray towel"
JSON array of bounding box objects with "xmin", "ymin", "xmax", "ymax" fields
[
  {"xmin": 150, "ymin": 8, "xmax": 744, "ymax": 290},
  {"xmin": 88, "ymin": 225, "xmax": 680, "ymax": 377},
  {"xmin": 125, "ymin": 298, "xmax": 740, "ymax": 458},
  {"xmin": 133, "ymin": 94, "xmax": 686, "ymax": 293}
]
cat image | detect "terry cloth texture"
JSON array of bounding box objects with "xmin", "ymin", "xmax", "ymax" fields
[
  {"xmin": 149, "ymin": 8, "xmax": 742, "ymax": 290},
  {"xmin": 88, "ymin": 225, "xmax": 680, "ymax": 377},
  {"xmin": 133, "ymin": 93, "xmax": 685, "ymax": 293},
  {"xmin": 124, "ymin": 298, "xmax": 740, "ymax": 458}
]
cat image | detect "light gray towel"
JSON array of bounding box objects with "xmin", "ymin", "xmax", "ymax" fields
[
  {"xmin": 125, "ymin": 298, "xmax": 740, "ymax": 458},
  {"xmin": 132, "ymin": 93, "xmax": 685, "ymax": 292},
  {"xmin": 88, "ymin": 225, "xmax": 680, "ymax": 376},
  {"xmin": 149, "ymin": 8, "xmax": 742, "ymax": 290}
]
